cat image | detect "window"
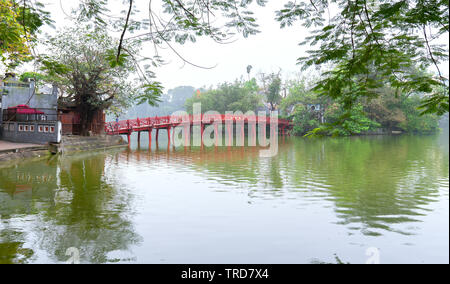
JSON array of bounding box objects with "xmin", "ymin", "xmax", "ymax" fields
[
  {"xmin": 38, "ymin": 125, "xmax": 44, "ymax": 132},
  {"xmin": 9, "ymin": 124, "xmax": 15, "ymax": 132},
  {"xmin": 30, "ymin": 125, "xmax": 35, "ymax": 132},
  {"xmin": 44, "ymin": 126, "xmax": 49, "ymax": 133},
  {"xmin": 24, "ymin": 125, "xmax": 29, "ymax": 132},
  {"xmin": 50, "ymin": 126, "xmax": 55, "ymax": 133},
  {"xmin": 19, "ymin": 125, "xmax": 24, "ymax": 132}
]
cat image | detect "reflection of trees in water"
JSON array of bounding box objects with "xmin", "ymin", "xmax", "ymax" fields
[
  {"xmin": 121, "ymin": 144, "xmax": 289, "ymax": 192},
  {"xmin": 0, "ymin": 218, "xmax": 35, "ymax": 264},
  {"xmin": 121, "ymin": 135, "xmax": 448, "ymax": 236},
  {"xmin": 0, "ymin": 239, "xmax": 34, "ymax": 264},
  {"xmin": 35, "ymin": 153, "xmax": 141, "ymax": 263},
  {"xmin": 286, "ymin": 136, "xmax": 448, "ymax": 236},
  {"xmin": 0, "ymin": 159, "xmax": 58, "ymax": 264},
  {"xmin": 0, "ymin": 152, "xmax": 141, "ymax": 264}
]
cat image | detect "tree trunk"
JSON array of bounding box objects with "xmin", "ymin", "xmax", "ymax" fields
[{"xmin": 79, "ymin": 105, "xmax": 94, "ymax": 136}]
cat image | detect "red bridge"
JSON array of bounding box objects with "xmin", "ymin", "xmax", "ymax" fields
[{"xmin": 105, "ymin": 114, "xmax": 293, "ymax": 145}]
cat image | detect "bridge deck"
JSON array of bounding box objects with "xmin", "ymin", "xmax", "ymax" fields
[{"xmin": 105, "ymin": 114, "xmax": 293, "ymax": 145}]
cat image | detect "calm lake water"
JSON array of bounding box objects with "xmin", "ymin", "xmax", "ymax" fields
[{"xmin": 0, "ymin": 132, "xmax": 448, "ymax": 264}]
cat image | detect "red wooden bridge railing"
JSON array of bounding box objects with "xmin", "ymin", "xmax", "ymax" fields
[{"xmin": 105, "ymin": 114, "xmax": 293, "ymax": 145}]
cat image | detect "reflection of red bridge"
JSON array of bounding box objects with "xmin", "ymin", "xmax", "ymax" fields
[{"xmin": 105, "ymin": 114, "xmax": 293, "ymax": 145}]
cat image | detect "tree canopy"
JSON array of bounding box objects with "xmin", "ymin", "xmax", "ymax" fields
[
  {"xmin": 266, "ymin": 74, "xmax": 282, "ymax": 111},
  {"xmin": 185, "ymin": 79, "xmax": 262, "ymax": 113},
  {"xmin": 282, "ymin": 76, "xmax": 441, "ymax": 136},
  {"xmin": 0, "ymin": 0, "xmax": 52, "ymax": 70},
  {"xmin": 41, "ymin": 26, "xmax": 162, "ymax": 135},
  {"xmin": 276, "ymin": 0, "xmax": 449, "ymax": 115}
]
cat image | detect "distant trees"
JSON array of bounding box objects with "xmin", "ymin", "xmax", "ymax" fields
[
  {"xmin": 266, "ymin": 75, "xmax": 282, "ymax": 112},
  {"xmin": 281, "ymin": 78, "xmax": 441, "ymax": 136},
  {"xmin": 322, "ymin": 103, "xmax": 382, "ymax": 136},
  {"xmin": 185, "ymin": 79, "xmax": 263, "ymax": 114},
  {"xmin": 365, "ymin": 90, "xmax": 441, "ymax": 134},
  {"xmin": 257, "ymin": 72, "xmax": 283, "ymax": 111},
  {"xmin": 290, "ymin": 104, "xmax": 322, "ymax": 135},
  {"xmin": 167, "ymin": 86, "xmax": 197, "ymax": 111},
  {"xmin": 124, "ymin": 86, "xmax": 196, "ymax": 119},
  {"xmin": 281, "ymin": 77, "xmax": 332, "ymax": 110}
]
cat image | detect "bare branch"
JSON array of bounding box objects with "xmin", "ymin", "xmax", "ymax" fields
[{"xmin": 117, "ymin": 0, "xmax": 133, "ymax": 62}]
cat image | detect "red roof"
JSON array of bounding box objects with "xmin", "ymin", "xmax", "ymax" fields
[{"xmin": 7, "ymin": 105, "xmax": 45, "ymax": 115}]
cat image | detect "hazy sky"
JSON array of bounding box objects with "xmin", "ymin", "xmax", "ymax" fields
[{"xmin": 32, "ymin": 0, "xmax": 450, "ymax": 91}]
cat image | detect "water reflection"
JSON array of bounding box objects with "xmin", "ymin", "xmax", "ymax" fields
[
  {"xmin": 0, "ymin": 134, "xmax": 448, "ymax": 263},
  {"xmin": 0, "ymin": 152, "xmax": 141, "ymax": 264},
  {"xmin": 123, "ymin": 134, "xmax": 448, "ymax": 237},
  {"xmin": 0, "ymin": 159, "xmax": 58, "ymax": 263}
]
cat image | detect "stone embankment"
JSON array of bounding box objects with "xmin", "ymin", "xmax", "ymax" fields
[
  {"xmin": 0, "ymin": 141, "xmax": 49, "ymax": 164},
  {"xmin": 0, "ymin": 135, "xmax": 127, "ymax": 165},
  {"xmin": 49, "ymin": 135, "xmax": 127, "ymax": 155}
]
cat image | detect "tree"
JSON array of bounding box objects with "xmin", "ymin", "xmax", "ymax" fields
[
  {"xmin": 291, "ymin": 104, "xmax": 322, "ymax": 135},
  {"xmin": 280, "ymin": 77, "xmax": 332, "ymax": 111},
  {"xmin": 0, "ymin": 0, "xmax": 52, "ymax": 70},
  {"xmin": 397, "ymin": 94, "xmax": 441, "ymax": 133},
  {"xmin": 321, "ymin": 103, "xmax": 381, "ymax": 136},
  {"xmin": 41, "ymin": 26, "xmax": 162, "ymax": 135},
  {"xmin": 246, "ymin": 65, "xmax": 253, "ymax": 80},
  {"xmin": 185, "ymin": 79, "xmax": 262, "ymax": 113},
  {"xmin": 280, "ymin": 73, "xmax": 440, "ymax": 136},
  {"xmin": 266, "ymin": 74, "xmax": 282, "ymax": 111},
  {"xmin": 276, "ymin": 0, "xmax": 449, "ymax": 115}
]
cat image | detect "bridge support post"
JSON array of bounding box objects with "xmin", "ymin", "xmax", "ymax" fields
[
  {"xmin": 138, "ymin": 131, "xmax": 141, "ymax": 144},
  {"xmin": 214, "ymin": 124, "xmax": 219, "ymax": 147},
  {"xmin": 252, "ymin": 124, "xmax": 257, "ymax": 146},
  {"xmin": 127, "ymin": 133, "xmax": 131, "ymax": 145},
  {"xmin": 173, "ymin": 127, "xmax": 176, "ymax": 145},
  {"xmin": 227, "ymin": 123, "xmax": 232, "ymax": 147},
  {"xmin": 240, "ymin": 124, "xmax": 245, "ymax": 146},
  {"xmin": 156, "ymin": 129, "xmax": 159, "ymax": 143},
  {"xmin": 148, "ymin": 129, "xmax": 152, "ymax": 149},
  {"xmin": 263, "ymin": 126, "xmax": 267, "ymax": 143},
  {"xmin": 184, "ymin": 125, "xmax": 190, "ymax": 147},
  {"xmin": 201, "ymin": 124, "xmax": 205, "ymax": 147},
  {"xmin": 167, "ymin": 126, "xmax": 171, "ymax": 147}
]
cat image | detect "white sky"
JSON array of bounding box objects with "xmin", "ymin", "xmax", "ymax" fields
[{"xmin": 26, "ymin": 0, "xmax": 450, "ymax": 91}]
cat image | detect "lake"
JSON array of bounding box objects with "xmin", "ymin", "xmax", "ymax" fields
[{"xmin": 0, "ymin": 132, "xmax": 448, "ymax": 264}]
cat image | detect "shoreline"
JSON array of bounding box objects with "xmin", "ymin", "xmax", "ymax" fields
[{"xmin": 0, "ymin": 135, "xmax": 127, "ymax": 165}]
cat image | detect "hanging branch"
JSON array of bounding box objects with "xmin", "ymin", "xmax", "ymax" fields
[
  {"xmin": 423, "ymin": 25, "xmax": 446, "ymax": 83},
  {"xmin": 117, "ymin": 0, "xmax": 133, "ymax": 63}
]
